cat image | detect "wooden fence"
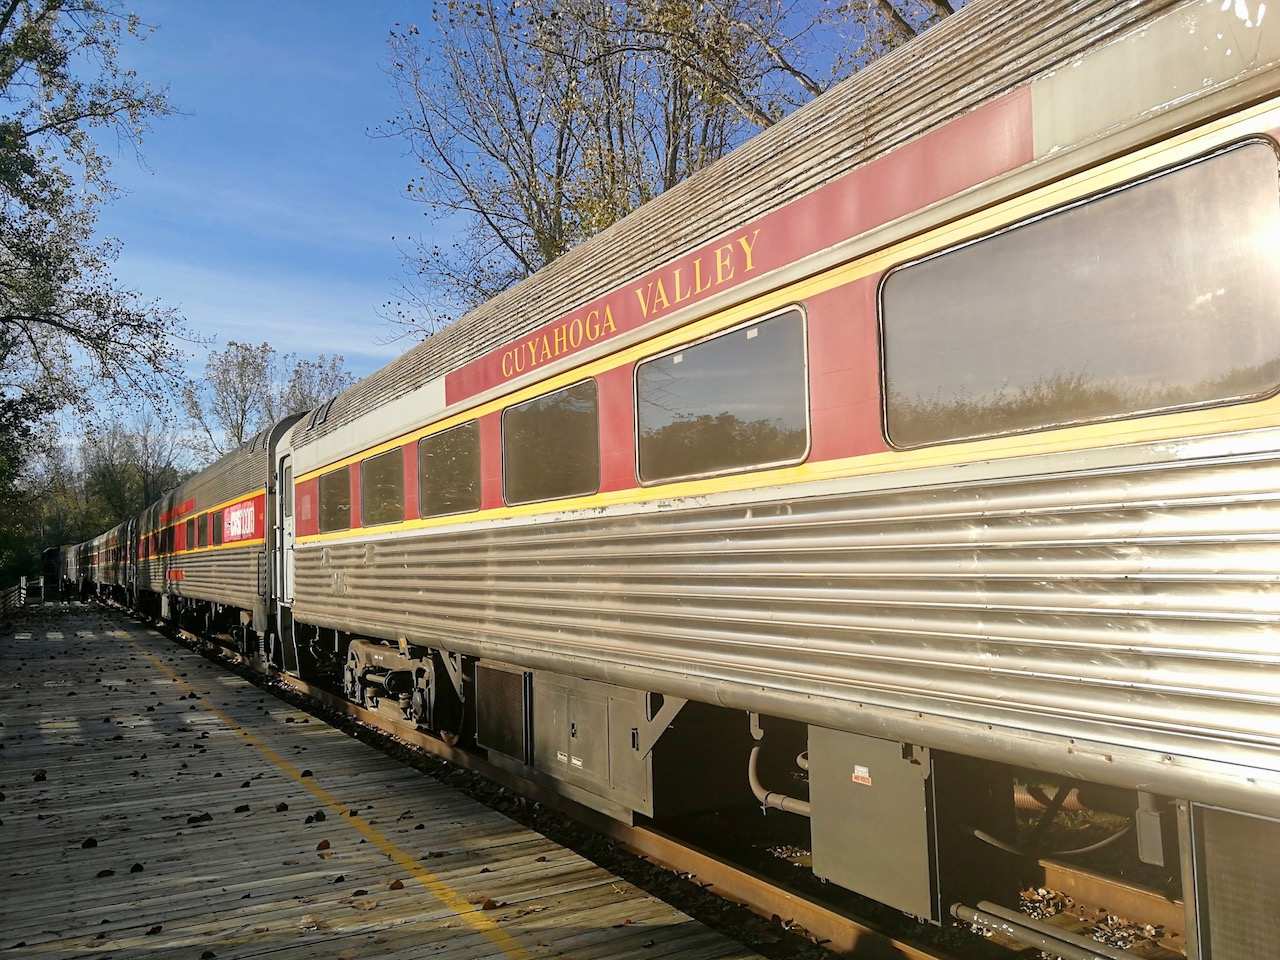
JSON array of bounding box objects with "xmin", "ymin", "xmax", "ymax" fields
[{"xmin": 0, "ymin": 576, "xmax": 43, "ymax": 617}]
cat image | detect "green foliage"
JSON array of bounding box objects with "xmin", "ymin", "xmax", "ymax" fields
[
  {"xmin": 0, "ymin": 0, "xmax": 182, "ymax": 583},
  {"xmin": 641, "ymin": 412, "xmax": 803, "ymax": 480},
  {"xmin": 887, "ymin": 361, "xmax": 1280, "ymax": 448}
]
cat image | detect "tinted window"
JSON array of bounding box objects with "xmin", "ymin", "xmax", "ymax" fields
[
  {"xmin": 212, "ymin": 512, "xmax": 223, "ymax": 546},
  {"xmin": 362, "ymin": 448, "xmax": 404, "ymax": 526},
  {"xmin": 318, "ymin": 467, "xmax": 351, "ymax": 532},
  {"xmin": 419, "ymin": 421, "xmax": 481, "ymax": 517},
  {"xmin": 282, "ymin": 465, "xmax": 293, "ymax": 518},
  {"xmin": 197, "ymin": 514, "xmax": 208, "ymax": 548},
  {"xmin": 882, "ymin": 141, "xmax": 1280, "ymax": 448},
  {"xmin": 185, "ymin": 519, "xmax": 195, "ymax": 549},
  {"xmin": 636, "ymin": 310, "xmax": 808, "ymax": 483},
  {"xmin": 503, "ymin": 380, "xmax": 599, "ymax": 505}
]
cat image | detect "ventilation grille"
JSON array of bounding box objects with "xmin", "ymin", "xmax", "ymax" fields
[{"xmin": 1199, "ymin": 806, "xmax": 1280, "ymax": 959}]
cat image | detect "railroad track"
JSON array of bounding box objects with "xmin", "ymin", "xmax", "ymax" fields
[{"xmin": 130, "ymin": 604, "xmax": 1183, "ymax": 960}]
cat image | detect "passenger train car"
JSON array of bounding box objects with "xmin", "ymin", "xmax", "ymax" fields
[{"xmin": 65, "ymin": 1, "xmax": 1280, "ymax": 955}]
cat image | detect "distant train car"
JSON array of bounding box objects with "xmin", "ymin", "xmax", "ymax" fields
[
  {"xmin": 65, "ymin": 1, "xmax": 1280, "ymax": 956},
  {"xmin": 72, "ymin": 419, "xmax": 300, "ymax": 647},
  {"xmin": 87, "ymin": 520, "xmax": 131, "ymax": 596},
  {"xmin": 40, "ymin": 547, "xmax": 59, "ymax": 593},
  {"xmin": 136, "ymin": 420, "xmax": 300, "ymax": 640}
]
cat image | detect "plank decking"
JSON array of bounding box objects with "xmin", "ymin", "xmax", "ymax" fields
[{"xmin": 0, "ymin": 604, "xmax": 762, "ymax": 960}]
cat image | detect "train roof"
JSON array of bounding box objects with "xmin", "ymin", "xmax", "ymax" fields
[
  {"xmin": 291, "ymin": 0, "xmax": 1177, "ymax": 450},
  {"xmin": 128, "ymin": 430, "xmax": 267, "ymax": 533}
]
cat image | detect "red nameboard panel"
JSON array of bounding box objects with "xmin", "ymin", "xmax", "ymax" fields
[
  {"xmin": 222, "ymin": 494, "xmax": 265, "ymax": 544},
  {"xmin": 445, "ymin": 88, "xmax": 1032, "ymax": 405}
]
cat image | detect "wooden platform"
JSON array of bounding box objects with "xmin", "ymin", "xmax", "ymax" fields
[{"xmin": 0, "ymin": 603, "xmax": 762, "ymax": 960}]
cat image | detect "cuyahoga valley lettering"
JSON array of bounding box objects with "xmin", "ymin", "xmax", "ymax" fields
[
  {"xmin": 500, "ymin": 306, "xmax": 618, "ymax": 378},
  {"xmin": 634, "ymin": 229, "xmax": 760, "ymax": 320},
  {"xmin": 496, "ymin": 228, "xmax": 762, "ymax": 383}
]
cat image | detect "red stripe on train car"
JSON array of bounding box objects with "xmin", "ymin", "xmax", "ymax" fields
[
  {"xmin": 402, "ymin": 440, "xmax": 420, "ymax": 521},
  {"xmin": 596, "ymin": 363, "xmax": 637, "ymax": 493},
  {"xmin": 479, "ymin": 412, "xmax": 504, "ymax": 511},
  {"xmin": 806, "ymin": 276, "xmax": 887, "ymax": 464},
  {"xmin": 349, "ymin": 464, "xmax": 362, "ymax": 529},
  {"xmin": 296, "ymin": 478, "xmax": 320, "ymax": 537},
  {"xmin": 444, "ymin": 87, "xmax": 1033, "ymax": 405}
]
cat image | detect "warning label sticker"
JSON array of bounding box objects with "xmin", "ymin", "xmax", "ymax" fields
[{"xmin": 851, "ymin": 764, "xmax": 872, "ymax": 786}]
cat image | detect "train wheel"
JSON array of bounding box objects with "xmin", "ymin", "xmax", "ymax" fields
[{"xmin": 409, "ymin": 686, "xmax": 428, "ymax": 726}]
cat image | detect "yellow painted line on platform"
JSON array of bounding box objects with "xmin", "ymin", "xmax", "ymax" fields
[{"xmin": 133, "ymin": 641, "xmax": 533, "ymax": 960}]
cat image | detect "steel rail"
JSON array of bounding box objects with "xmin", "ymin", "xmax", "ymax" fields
[{"xmin": 952, "ymin": 903, "xmax": 1131, "ymax": 960}]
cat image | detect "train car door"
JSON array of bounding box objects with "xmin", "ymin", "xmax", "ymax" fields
[
  {"xmin": 279, "ymin": 455, "xmax": 295, "ymax": 604},
  {"xmin": 275, "ymin": 449, "xmax": 301, "ymax": 675}
]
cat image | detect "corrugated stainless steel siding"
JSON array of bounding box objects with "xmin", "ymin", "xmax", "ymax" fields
[
  {"xmin": 295, "ymin": 0, "xmax": 1181, "ymax": 449},
  {"xmin": 294, "ymin": 448, "xmax": 1280, "ymax": 782},
  {"xmin": 181, "ymin": 442, "xmax": 267, "ymax": 512},
  {"xmin": 139, "ymin": 548, "xmax": 261, "ymax": 610}
]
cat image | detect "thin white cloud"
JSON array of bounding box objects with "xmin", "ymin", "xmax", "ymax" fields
[
  {"xmin": 109, "ymin": 166, "xmax": 413, "ymax": 252},
  {"xmin": 116, "ymin": 251, "xmax": 407, "ymax": 374}
]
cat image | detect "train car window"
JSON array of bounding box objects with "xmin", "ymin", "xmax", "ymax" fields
[
  {"xmin": 502, "ymin": 380, "xmax": 599, "ymax": 505},
  {"xmin": 881, "ymin": 140, "xmax": 1280, "ymax": 448},
  {"xmin": 185, "ymin": 519, "xmax": 195, "ymax": 549},
  {"xmin": 318, "ymin": 466, "xmax": 351, "ymax": 532},
  {"xmin": 212, "ymin": 511, "xmax": 224, "ymax": 546},
  {"xmin": 636, "ymin": 309, "xmax": 809, "ymax": 483},
  {"xmin": 361, "ymin": 448, "xmax": 404, "ymax": 526},
  {"xmin": 419, "ymin": 421, "xmax": 481, "ymax": 518},
  {"xmin": 197, "ymin": 514, "xmax": 208, "ymax": 548}
]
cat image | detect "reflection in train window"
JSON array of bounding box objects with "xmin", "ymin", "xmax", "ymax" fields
[
  {"xmin": 198, "ymin": 514, "xmax": 209, "ymax": 548},
  {"xmin": 881, "ymin": 140, "xmax": 1280, "ymax": 448},
  {"xmin": 212, "ymin": 511, "xmax": 224, "ymax": 546},
  {"xmin": 361, "ymin": 448, "xmax": 404, "ymax": 526},
  {"xmin": 636, "ymin": 309, "xmax": 809, "ymax": 483},
  {"xmin": 318, "ymin": 467, "xmax": 351, "ymax": 532},
  {"xmin": 503, "ymin": 380, "xmax": 599, "ymax": 505},
  {"xmin": 419, "ymin": 421, "xmax": 481, "ymax": 518}
]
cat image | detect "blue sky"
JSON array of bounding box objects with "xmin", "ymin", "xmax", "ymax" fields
[
  {"xmin": 96, "ymin": 3, "xmax": 954, "ymax": 383},
  {"xmin": 100, "ymin": 2, "xmax": 434, "ymax": 378}
]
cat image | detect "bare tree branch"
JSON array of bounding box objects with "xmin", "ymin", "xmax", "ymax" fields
[{"xmin": 379, "ymin": 0, "xmax": 954, "ymax": 337}]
